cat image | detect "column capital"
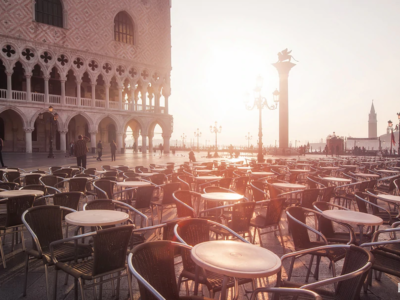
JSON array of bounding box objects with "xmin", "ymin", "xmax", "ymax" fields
[
  {"xmin": 272, "ymin": 61, "xmax": 296, "ymax": 77},
  {"xmin": 76, "ymin": 79, "xmax": 82, "ymax": 85},
  {"xmin": 23, "ymin": 127, "xmax": 35, "ymax": 133},
  {"xmin": 25, "ymin": 74, "xmax": 32, "ymax": 79},
  {"xmin": 162, "ymin": 134, "xmax": 171, "ymax": 139},
  {"xmin": 59, "ymin": 130, "xmax": 68, "ymax": 134},
  {"xmin": 43, "ymin": 75, "xmax": 50, "ymax": 81},
  {"xmin": 5, "ymin": 71, "xmax": 13, "ymax": 76},
  {"xmin": 89, "ymin": 130, "xmax": 98, "ymax": 135}
]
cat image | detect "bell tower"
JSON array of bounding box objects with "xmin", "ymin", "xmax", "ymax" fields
[{"xmin": 368, "ymin": 100, "xmax": 377, "ymax": 138}]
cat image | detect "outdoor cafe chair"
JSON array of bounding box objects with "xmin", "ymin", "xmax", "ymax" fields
[
  {"xmin": 0, "ymin": 195, "xmax": 35, "ymax": 268},
  {"xmin": 50, "ymin": 225, "xmax": 133, "ymax": 300},
  {"xmin": 250, "ymin": 197, "xmax": 286, "ymax": 252},
  {"xmin": 232, "ymin": 176, "xmax": 248, "ymax": 195},
  {"xmin": 83, "ymin": 168, "xmax": 96, "ymax": 175},
  {"xmin": 150, "ymin": 182, "xmax": 181, "ymax": 223},
  {"xmin": 177, "ymin": 175, "xmax": 195, "ymax": 191},
  {"xmin": 286, "ymin": 207, "xmax": 347, "ymax": 282},
  {"xmin": 4, "ymin": 171, "xmax": 21, "ymax": 184},
  {"xmin": 0, "ymin": 181, "xmax": 19, "ymax": 190},
  {"xmin": 92, "ymin": 179, "xmax": 117, "ymax": 199},
  {"xmin": 172, "ymin": 190, "xmax": 199, "ymax": 219},
  {"xmin": 128, "ymin": 240, "xmax": 213, "ymax": 300},
  {"xmin": 250, "ymin": 181, "xmax": 268, "ymax": 201},
  {"xmin": 173, "ymin": 218, "xmax": 254, "ymax": 298},
  {"xmin": 23, "ymin": 173, "xmax": 42, "ymax": 185},
  {"xmin": 250, "ymin": 287, "xmax": 322, "ymax": 300},
  {"xmin": 49, "ymin": 166, "xmax": 62, "ymax": 174},
  {"xmin": 21, "ymin": 205, "xmax": 92, "ymax": 300},
  {"xmin": 102, "ymin": 165, "xmax": 111, "ymax": 171},
  {"xmin": 277, "ymin": 244, "xmax": 373, "ymax": 300},
  {"xmin": 40, "ymin": 175, "xmax": 64, "ymax": 189}
]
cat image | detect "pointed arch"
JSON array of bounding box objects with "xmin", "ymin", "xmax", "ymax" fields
[{"xmin": 114, "ymin": 11, "xmax": 134, "ymax": 45}]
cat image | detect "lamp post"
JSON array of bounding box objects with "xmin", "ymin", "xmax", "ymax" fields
[
  {"xmin": 194, "ymin": 128, "xmax": 202, "ymax": 152},
  {"xmin": 39, "ymin": 106, "xmax": 58, "ymax": 158},
  {"xmin": 181, "ymin": 133, "xmax": 187, "ymax": 149},
  {"xmin": 245, "ymin": 75, "xmax": 279, "ymax": 162},
  {"xmin": 245, "ymin": 132, "xmax": 252, "ymax": 148},
  {"xmin": 388, "ymin": 120, "xmax": 393, "ymax": 155},
  {"xmin": 210, "ymin": 121, "xmax": 222, "ymax": 157}
]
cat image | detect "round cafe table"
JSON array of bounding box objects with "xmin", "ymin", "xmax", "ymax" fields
[
  {"xmin": 353, "ymin": 173, "xmax": 380, "ymax": 178},
  {"xmin": 322, "ymin": 210, "xmax": 382, "ymax": 242},
  {"xmin": 137, "ymin": 173, "xmax": 154, "ymax": 177},
  {"xmin": 272, "ymin": 183, "xmax": 306, "ymax": 190},
  {"xmin": 321, "ymin": 177, "xmax": 351, "ymax": 183},
  {"xmin": 375, "ymin": 169, "xmax": 399, "ymax": 174},
  {"xmin": 201, "ymin": 192, "xmax": 243, "ymax": 202},
  {"xmin": 116, "ymin": 181, "xmax": 152, "ymax": 188},
  {"xmin": 196, "ymin": 169, "xmax": 212, "ymax": 174},
  {"xmin": 151, "ymin": 168, "xmax": 166, "ymax": 172},
  {"xmin": 0, "ymin": 190, "xmax": 44, "ymax": 198},
  {"xmin": 195, "ymin": 176, "xmax": 222, "ymax": 181},
  {"xmin": 289, "ymin": 169, "xmax": 311, "ymax": 173},
  {"xmin": 65, "ymin": 210, "xmax": 129, "ymax": 227},
  {"xmin": 319, "ymin": 167, "xmax": 340, "ymax": 170},
  {"xmin": 237, "ymin": 167, "xmax": 253, "ymax": 170},
  {"xmin": 250, "ymin": 171, "xmax": 276, "ymax": 177},
  {"xmin": 191, "ymin": 240, "xmax": 281, "ymax": 300}
]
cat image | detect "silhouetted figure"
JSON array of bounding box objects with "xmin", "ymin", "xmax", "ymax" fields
[
  {"xmin": 97, "ymin": 141, "xmax": 103, "ymax": 161},
  {"xmin": 110, "ymin": 140, "xmax": 117, "ymax": 161},
  {"xmin": 159, "ymin": 143, "xmax": 164, "ymax": 155},
  {"xmin": 0, "ymin": 138, "xmax": 5, "ymax": 167},
  {"xmin": 74, "ymin": 135, "xmax": 90, "ymax": 169},
  {"xmin": 189, "ymin": 150, "xmax": 196, "ymax": 162},
  {"xmin": 324, "ymin": 145, "xmax": 328, "ymax": 157}
]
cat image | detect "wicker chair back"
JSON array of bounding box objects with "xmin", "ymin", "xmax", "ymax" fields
[{"xmin": 4, "ymin": 195, "xmax": 35, "ymax": 227}]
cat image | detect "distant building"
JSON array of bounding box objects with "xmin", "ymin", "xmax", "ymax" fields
[
  {"xmin": 326, "ymin": 132, "xmax": 344, "ymax": 155},
  {"xmin": 368, "ymin": 101, "xmax": 377, "ymax": 138}
]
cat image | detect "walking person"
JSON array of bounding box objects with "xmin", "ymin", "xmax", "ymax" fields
[
  {"xmin": 74, "ymin": 135, "xmax": 90, "ymax": 169},
  {"xmin": 96, "ymin": 141, "xmax": 103, "ymax": 161},
  {"xmin": 110, "ymin": 140, "xmax": 117, "ymax": 161},
  {"xmin": 0, "ymin": 138, "xmax": 5, "ymax": 167},
  {"xmin": 70, "ymin": 142, "xmax": 74, "ymax": 157},
  {"xmin": 159, "ymin": 143, "xmax": 164, "ymax": 155}
]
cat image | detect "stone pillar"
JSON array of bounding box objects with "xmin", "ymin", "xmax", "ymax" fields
[
  {"xmin": 162, "ymin": 85, "xmax": 171, "ymax": 114},
  {"xmin": 117, "ymin": 132, "xmax": 124, "ymax": 153},
  {"xmin": 140, "ymin": 87, "xmax": 147, "ymax": 111},
  {"xmin": 105, "ymin": 83, "xmax": 110, "ymax": 109},
  {"xmin": 25, "ymin": 74, "xmax": 32, "ymax": 101},
  {"xmin": 163, "ymin": 134, "xmax": 171, "ymax": 153},
  {"xmin": 60, "ymin": 130, "xmax": 67, "ymax": 153},
  {"xmin": 131, "ymin": 87, "xmax": 136, "ymax": 111},
  {"xmin": 90, "ymin": 131, "xmax": 97, "ymax": 153},
  {"xmin": 133, "ymin": 134, "xmax": 139, "ymax": 152},
  {"xmin": 44, "ymin": 76, "xmax": 50, "ymax": 103},
  {"xmin": 76, "ymin": 80, "xmax": 82, "ymax": 106},
  {"xmin": 272, "ymin": 61, "xmax": 296, "ymax": 151},
  {"xmin": 24, "ymin": 128, "xmax": 34, "ymax": 153},
  {"xmin": 91, "ymin": 83, "xmax": 96, "ymax": 107},
  {"xmin": 148, "ymin": 134, "xmax": 153, "ymax": 153},
  {"xmin": 60, "ymin": 79, "xmax": 66, "ymax": 105},
  {"xmin": 118, "ymin": 83, "xmax": 123, "ymax": 110},
  {"xmin": 6, "ymin": 71, "xmax": 12, "ymax": 99},
  {"xmin": 141, "ymin": 135, "xmax": 147, "ymax": 153},
  {"xmin": 154, "ymin": 89, "xmax": 161, "ymax": 114}
]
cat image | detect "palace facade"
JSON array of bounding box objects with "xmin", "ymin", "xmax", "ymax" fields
[{"xmin": 0, "ymin": 0, "xmax": 173, "ymax": 153}]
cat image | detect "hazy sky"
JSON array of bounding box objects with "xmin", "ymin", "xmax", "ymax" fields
[{"xmin": 168, "ymin": 0, "xmax": 400, "ymax": 148}]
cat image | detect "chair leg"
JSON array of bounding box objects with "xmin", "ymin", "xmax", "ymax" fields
[
  {"xmin": 257, "ymin": 228, "xmax": 263, "ymax": 247},
  {"xmin": 305, "ymin": 255, "xmax": 314, "ymax": 283},
  {"xmin": 0, "ymin": 237, "xmax": 6, "ymax": 268},
  {"xmin": 78, "ymin": 278, "xmax": 85, "ymax": 300},
  {"xmin": 116, "ymin": 271, "xmax": 121, "ymax": 299},
  {"xmin": 23, "ymin": 254, "xmax": 29, "ymax": 296},
  {"xmin": 127, "ymin": 266, "xmax": 134, "ymax": 300},
  {"xmin": 74, "ymin": 277, "xmax": 79, "ymax": 300},
  {"xmin": 314, "ymin": 256, "xmax": 321, "ymax": 280},
  {"xmin": 278, "ymin": 225, "xmax": 285, "ymax": 254},
  {"xmin": 288, "ymin": 257, "xmax": 295, "ymax": 281},
  {"xmin": 99, "ymin": 276, "xmax": 103, "ymax": 299},
  {"xmin": 21, "ymin": 229, "xmax": 26, "ymax": 251},
  {"xmin": 45, "ymin": 264, "xmax": 51, "ymax": 300},
  {"xmin": 53, "ymin": 268, "xmax": 58, "ymax": 300}
]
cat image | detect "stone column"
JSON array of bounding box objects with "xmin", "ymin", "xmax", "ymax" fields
[
  {"xmin": 133, "ymin": 134, "xmax": 139, "ymax": 152},
  {"xmin": 141, "ymin": 135, "xmax": 147, "ymax": 153},
  {"xmin": 163, "ymin": 134, "xmax": 171, "ymax": 153},
  {"xmin": 60, "ymin": 79, "xmax": 66, "ymax": 105},
  {"xmin": 118, "ymin": 83, "xmax": 123, "ymax": 110},
  {"xmin": 148, "ymin": 134, "xmax": 153, "ymax": 153},
  {"xmin": 90, "ymin": 131, "xmax": 97, "ymax": 153},
  {"xmin": 162, "ymin": 85, "xmax": 171, "ymax": 114},
  {"xmin": 91, "ymin": 83, "xmax": 96, "ymax": 107},
  {"xmin": 60, "ymin": 130, "xmax": 67, "ymax": 153},
  {"xmin": 117, "ymin": 132, "xmax": 124, "ymax": 153},
  {"xmin": 131, "ymin": 87, "xmax": 136, "ymax": 111},
  {"xmin": 24, "ymin": 128, "xmax": 34, "ymax": 153},
  {"xmin": 6, "ymin": 71, "xmax": 12, "ymax": 99},
  {"xmin": 76, "ymin": 80, "xmax": 82, "ymax": 106},
  {"xmin": 105, "ymin": 83, "xmax": 110, "ymax": 109},
  {"xmin": 154, "ymin": 88, "xmax": 161, "ymax": 114},
  {"xmin": 25, "ymin": 74, "xmax": 32, "ymax": 101},
  {"xmin": 140, "ymin": 87, "xmax": 147, "ymax": 111},
  {"xmin": 44, "ymin": 76, "xmax": 50, "ymax": 103},
  {"xmin": 272, "ymin": 61, "xmax": 296, "ymax": 151}
]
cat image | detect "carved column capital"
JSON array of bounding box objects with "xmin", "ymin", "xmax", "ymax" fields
[{"xmin": 23, "ymin": 127, "xmax": 35, "ymax": 133}]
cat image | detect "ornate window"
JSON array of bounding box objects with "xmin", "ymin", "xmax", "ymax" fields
[
  {"xmin": 114, "ymin": 12, "xmax": 134, "ymax": 44},
  {"xmin": 35, "ymin": 0, "xmax": 63, "ymax": 28}
]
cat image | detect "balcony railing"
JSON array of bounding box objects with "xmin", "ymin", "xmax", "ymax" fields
[{"xmin": 0, "ymin": 90, "xmax": 166, "ymax": 114}]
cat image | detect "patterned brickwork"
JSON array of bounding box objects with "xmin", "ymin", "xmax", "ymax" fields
[{"xmin": 0, "ymin": 0, "xmax": 171, "ymax": 70}]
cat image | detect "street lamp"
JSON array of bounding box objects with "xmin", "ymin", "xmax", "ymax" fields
[
  {"xmin": 181, "ymin": 133, "xmax": 187, "ymax": 149},
  {"xmin": 244, "ymin": 75, "xmax": 279, "ymax": 162},
  {"xmin": 245, "ymin": 132, "xmax": 252, "ymax": 148},
  {"xmin": 210, "ymin": 121, "xmax": 222, "ymax": 157},
  {"xmin": 388, "ymin": 120, "xmax": 393, "ymax": 155},
  {"xmin": 39, "ymin": 106, "xmax": 58, "ymax": 158},
  {"xmin": 194, "ymin": 128, "xmax": 202, "ymax": 152}
]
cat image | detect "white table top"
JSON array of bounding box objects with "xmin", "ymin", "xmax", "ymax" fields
[
  {"xmin": 322, "ymin": 210, "xmax": 383, "ymax": 226},
  {"xmin": 375, "ymin": 169, "xmax": 398, "ymax": 173},
  {"xmin": 111, "ymin": 165, "xmax": 128, "ymax": 169},
  {"xmin": 296, "ymin": 163, "xmax": 311, "ymax": 166},
  {"xmin": 95, "ymin": 170, "xmax": 107, "ymax": 174},
  {"xmin": 376, "ymin": 194, "xmax": 400, "ymax": 203},
  {"xmin": 321, "ymin": 177, "xmax": 352, "ymax": 183},
  {"xmin": 65, "ymin": 210, "xmax": 129, "ymax": 227},
  {"xmin": 193, "ymin": 165, "xmax": 208, "ymax": 169},
  {"xmin": 191, "ymin": 241, "xmax": 281, "ymax": 278},
  {"xmin": 250, "ymin": 172, "xmax": 275, "ymax": 176},
  {"xmin": 272, "ymin": 183, "xmax": 306, "ymax": 189},
  {"xmin": 201, "ymin": 192, "xmax": 243, "ymax": 202},
  {"xmin": 354, "ymin": 173, "xmax": 380, "ymax": 178},
  {"xmin": 0, "ymin": 190, "xmax": 44, "ymax": 197},
  {"xmin": 195, "ymin": 176, "xmax": 222, "ymax": 180},
  {"xmin": 196, "ymin": 170, "xmax": 212, "ymax": 173},
  {"xmin": 289, "ymin": 169, "xmax": 311, "ymax": 173},
  {"xmin": 151, "ymin": 168, "xmax": 166, "ymax": 172},
  {"xmin": 237, "ymin": 167, "xmax": 253, "ymax": 170},
  {"xmin": 341, "ymin": 165, "xmax": 358, "ymax": 168},
  {"xmin": 137, "ymin": 173, "xmax": 154, "ymax": 177},
  {"xmin": 116, "ymin": 181, "xmax": 152, "ymax": 187},
  {"xmin": 319, "ymin": 167, "xmax": 340, "ymax": 170}
]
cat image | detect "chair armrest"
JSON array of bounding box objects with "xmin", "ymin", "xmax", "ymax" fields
[
  {"xmin": 114, "ymin": 200, "xmax": 149, "ymax": 227},
  {"xmin": 199, "ymin": 203, "xmax": 235, "ymax": 216},
  {"xmin": 361, "ymin": 239, "xmax": 400, "ymax": 248}
]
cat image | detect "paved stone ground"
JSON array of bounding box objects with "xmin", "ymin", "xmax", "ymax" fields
[{"xmin": 0, "ymin": 152, "xmax": 398, "ymax": 299}]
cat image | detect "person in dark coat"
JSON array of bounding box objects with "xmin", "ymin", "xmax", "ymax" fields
[
  {"xmin": 110, "ymin": 140, "xmax": 117, "ymax": 161},
  {"xmin": 96, "ymin": 141, "xmax": 103, "ymax": 161}
]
